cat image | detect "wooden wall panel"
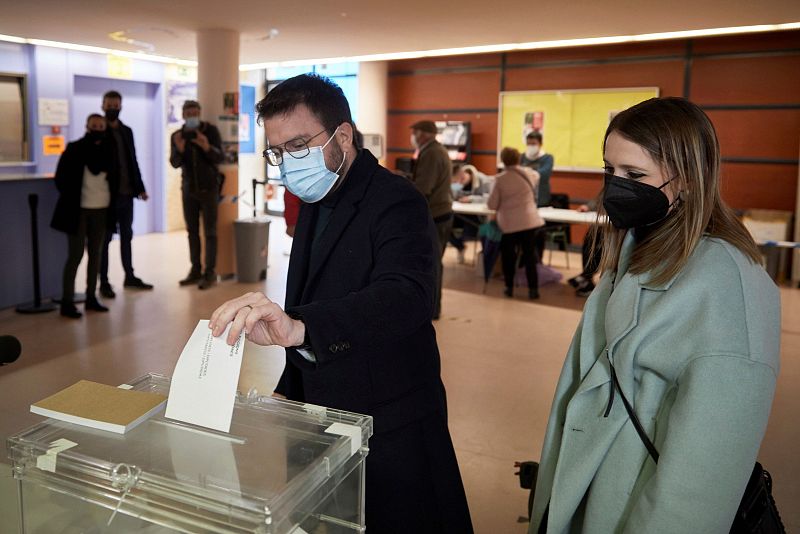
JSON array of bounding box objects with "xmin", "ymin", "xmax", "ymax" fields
[
  {"xmin": 504, "ymin": 60, "xmax": 685, "ymax": 95},
  {"xmin": 707, "ymin": 110, "xmax": 800, "ymax": 160},
  {"xmin": 690, "ymin": 56, "xmax": 800, "ymax": 104},
  {"xmin": 388, "ymin": 71, "xmax": 500, "ymax": 110},
  {"xmin": 506, "ymin": 41, "xmax": 686, "ymax": 65},
  {"xmin": 720, "ymin": 164, "xmax": 798, "ymax": 211},
  {"xmin": 389, "ymin": 54, "xmax": 500, "ymax": 73},
  {"xmin": 691, "ymin": 30, "xmax": 800, "ymax": 54},
  {"xmin": 550, "ymin": 173, "xmax": 604, "ymax": 205}
]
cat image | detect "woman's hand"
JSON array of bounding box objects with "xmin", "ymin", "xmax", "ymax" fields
[{"xmin": 209, "ymin": 292, "xmax": 305, "ymax": 347}]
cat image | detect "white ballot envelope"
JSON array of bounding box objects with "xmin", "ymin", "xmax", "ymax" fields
[{"xmin": 166, "ymin": 320, "xmax": 244, "ymax": 433}]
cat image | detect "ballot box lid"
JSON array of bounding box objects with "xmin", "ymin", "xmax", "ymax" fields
[{"xmin": 7, "ymin": 373, "xmax": 372, "ymax": 533}]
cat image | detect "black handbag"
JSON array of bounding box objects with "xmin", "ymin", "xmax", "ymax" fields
[{"xmin": 609, "ymin": 363, "xmax": 785, "ymax": 533}]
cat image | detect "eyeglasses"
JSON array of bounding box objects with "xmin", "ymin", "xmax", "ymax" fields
[{"xmin": 263, "ymin": 128, "xmax": 329, "ymax": 166}]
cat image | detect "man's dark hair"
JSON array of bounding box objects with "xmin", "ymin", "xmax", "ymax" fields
[
  {"xmin": 256, "ymin": 74, "xmax": 354, "ymax": 137},
  {"xmin": 103, "ymin": 90, "xmax": 122, "ymax": 102},
  {"xmin": 86, "ymin": 113, "xmax": 104, "ymax": 125},
  {"xmin": 526, "ymin": 131, "xmax": 543, "ymax": 143},
  {"xmin": 183, "ymin": 100, "xmax": 201, "ymax": 111}
]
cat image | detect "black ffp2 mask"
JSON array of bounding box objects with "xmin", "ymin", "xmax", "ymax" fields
[
  {"xmin": 602, "ymin": 173, "xmax": 675, "ymax": 230},
  {"xmin": 105, "ymin": 109, "xmax": 120, "ymax": 121}
]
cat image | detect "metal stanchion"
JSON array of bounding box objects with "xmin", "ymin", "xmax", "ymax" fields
[{"xmin": 16, "ymin": 194, "xmax": 56, "ymax": 314}]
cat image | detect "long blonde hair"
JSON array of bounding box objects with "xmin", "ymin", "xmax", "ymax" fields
[{"xmin": 590, "ymin": 97, "xmax": 760, "ymax": 286}]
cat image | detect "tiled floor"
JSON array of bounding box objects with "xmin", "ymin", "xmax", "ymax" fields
[{"xmin": 1, "ymin": 219, "xmax": 798, "ymax": 533}]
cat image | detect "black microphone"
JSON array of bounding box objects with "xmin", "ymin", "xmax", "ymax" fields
[{"xmin": 0, "ymin": 335, "xmax": 22, "ymax": 366}]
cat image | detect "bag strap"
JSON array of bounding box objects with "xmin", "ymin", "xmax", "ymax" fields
[
  {"xmin": 609, "ymin": 361, "xmax": 660, "ymax": 463},
  {"xmin": 509, "ymin": 167, "xmax": 538, "ymax": 198}
]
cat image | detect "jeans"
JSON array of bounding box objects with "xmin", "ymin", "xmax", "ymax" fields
[
  {"xmin": 101, "ymin": 194, "xmax": 135, "ymax": 283},
  {"xmin": 182, "ymin": 189, "xmax": 218, "ymax": 276},
  {"xmin": 62, "ymin": 209, "xmax": 107, "ymax": 303}
]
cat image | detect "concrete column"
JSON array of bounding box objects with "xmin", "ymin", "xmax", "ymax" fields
[
  {"xmin": 196, "ymin": 28, "xmax": 239, "ymax": 276},
  {"xmin": 357, "ymin": 61, "xmax": 388, "ymax": 163}
]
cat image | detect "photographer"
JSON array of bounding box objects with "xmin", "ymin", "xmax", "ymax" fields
[{"xmin": 170, "ymin": 100, "xmax": 224, "ymax": 289}]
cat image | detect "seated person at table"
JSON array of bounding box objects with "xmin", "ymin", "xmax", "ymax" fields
[
  {"xmin": 567, "ymin": 201, "xmax": 602, "ymax": 297},
  {"xmin": 450, "ymin": 165, "xmax": 491, "ymax": 263}
]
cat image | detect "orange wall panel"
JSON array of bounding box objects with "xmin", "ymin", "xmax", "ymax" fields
[
  {"xmin": 691, "ymin": 30, "xmax": 800, "ymax": 54},
  {"xmin": 720, "ymin": 163, "xmax": 798, "ymax": 211},
  {"xmin": 389, "ymin": 54, "xmax": 500, "ymax": 73},
  {"xmin": 690, "ymin": 56, "xmax": 800, "ymax": 104},
  {"xmin": 388, "ymin": 71, "xmax": 500, "ymax": 110},
  {"xmin": 504, "ymin": 61, "xmax": 685, "ymax": 95},
  {"xmin": 707, "ymin": 110, "xmax": 800, "ymax": 160},
  {"xmin": 507, "ymin": 41, "xmax": 686, "ymax": 65}
]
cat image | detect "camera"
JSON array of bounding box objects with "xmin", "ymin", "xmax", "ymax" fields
[{"xmin": 181, "ymin": 129, "xmax": 197, "ymax": 141}]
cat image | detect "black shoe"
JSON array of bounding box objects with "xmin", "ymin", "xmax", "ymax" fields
[
  {"xmin": 568, "ymin": 274, "xmax": 586, "ymax": 288},
  {"xmin": 124, "ymin": 276, "xmax": 154, "ymax": 290},
  {"xmin": 503, "ymin": 287, "xmax": 513, "ymax": 298},
  {"xmin": 100, "ymin": 283, "xmax": 116, "ymax": 299},
  {"xmin": 198, "ymin": 274, "xmax": 216, "ymax": 290},
  {"xmin": 529, "ymin": 289, "xmax": 540, "ymax": 300},
  {"xmin": 576, "ymin": 280, "xmax": 596, "ymax": 297},
  {"xmin": 85, "ymin": 297, "xmax": 109, "ymax": 312},
  {"xmin": 179, "ymin": 271, "xmax": 203, "ymax": 286},
  {"xmin": 60, "ymin": 304, "xmax": 82, "ymax": 319}
]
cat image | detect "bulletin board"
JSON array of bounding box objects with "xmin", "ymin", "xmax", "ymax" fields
[{"xmin": 498, "ymin": 87, "xmax": 659, "ymax": 172}]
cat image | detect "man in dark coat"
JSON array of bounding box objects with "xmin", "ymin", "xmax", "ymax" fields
[
  {"xmin": 169, "ymin": 99, "xmax": 224, "ymax": 289},
  {"xmin": 410, "ymin": 120, "xmax": 453, "ymax": 319},
  {"xmin": 51, "ymin": 114, "xmax": 114, "ymax": 318},
  {"xmin": 99, "ymin": 90, "xmax": 153, "ymax": 297},
  {"xmin": 210, "ymin": 74, "xmax": 473, "ymax": 533}
]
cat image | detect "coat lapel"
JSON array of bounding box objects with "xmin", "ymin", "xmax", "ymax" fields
[
  {"xmin": 297, "ymin": 150, "xmax": 376, "ymax": 304},
  {"xmin": 285, "ymin": 202, "xmax": 315, "ymax": 308},
  {"xmin": 546, "ymin": 233, "xmax": 644, "ymax": 531}
]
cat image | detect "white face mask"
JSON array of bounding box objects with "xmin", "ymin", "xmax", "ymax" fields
[
  {"xmin": 410, "ymin": 133, "xmax": 418, "ymax": 148},
  {"xmin": 525, "ymin": 145, "xmax": 541, "ymax": 159}
]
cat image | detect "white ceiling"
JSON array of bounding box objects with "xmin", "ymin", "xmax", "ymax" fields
[{"xmin": 1, "ymin": 0, "xmax": 799, "ymax": 64}]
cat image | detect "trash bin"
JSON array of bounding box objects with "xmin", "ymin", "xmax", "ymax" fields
[{"xmin": 234, "ymin": 217, "xmax": 270, "ymax": 283}]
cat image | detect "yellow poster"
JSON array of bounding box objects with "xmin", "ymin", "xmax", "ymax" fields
[
  {"xmin": 107, "ymin": 55, "xmax": 133, "ymax": 79},
  {"xmin": 499, "ymin": 88, "xmax": 659, "ymax": 171},
  {"xmin": 42, "ymin": 135, "xmax": 65, "ymax": 156}
]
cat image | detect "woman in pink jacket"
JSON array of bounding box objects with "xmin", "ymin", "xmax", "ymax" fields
[{"xmin": 487, "ymin": 147, "xmax": 546, "ymax": 299}]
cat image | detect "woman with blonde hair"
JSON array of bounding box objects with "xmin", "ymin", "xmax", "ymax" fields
[{"xmin": 530, "ymin": 97, "xmax": 780, "ymax": 533}]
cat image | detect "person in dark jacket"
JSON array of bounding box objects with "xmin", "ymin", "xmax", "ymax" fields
[
  {"xmin": 209, "ymin": 74, "xmax": 473, "ymax": 534},
  {"xmin": 99, "ymin": 90, "xmax": 153, "ymax": 298},
  {"xmin": 410, "ymin": 119, "xmax": 453, "ymax": 320},
  {"xmin": 520, "ymin": 131, "xmax": 554, "ymax": 207},
  {"xmin": 170, "ymin": 100, "xmax": 224, "ymax": 289},
  {"xmin": 51, "ymin": 114, "xmax": 113, "ymax": 318}
]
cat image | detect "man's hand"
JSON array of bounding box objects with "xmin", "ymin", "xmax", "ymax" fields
[
  {"xmin": 209, "ymin": 292, "xmax": 306, "ymax": 348},
  {"xmin": 174, "ymin": 135, "xmax": 186, "ymax": 154},
  {"xmin": 139, "ymin": 192, "xmax": 149, "ymax": 201},
  {"xmin": 577, "ymin": 204, "xmax": 590, "ymax": 212},
  {"xmin": 191, "ymin": 130, "xmax": 211, "ymax": 152}
]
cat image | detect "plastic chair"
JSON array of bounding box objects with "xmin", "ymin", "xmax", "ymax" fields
[{"xmin": 544, "ymin": 193, "xmax": 571, "ymax": 268}]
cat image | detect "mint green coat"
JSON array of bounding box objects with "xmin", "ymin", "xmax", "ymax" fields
[{"xmin": 530, "ymin": 233, "xmax": 780, "ymax": 533}]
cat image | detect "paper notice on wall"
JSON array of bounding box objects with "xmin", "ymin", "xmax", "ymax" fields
[
  {"xmin": 165, "ymin": 320, "xmax": 244, "ymax": 433},
  {"xmin": 38, "ymin": 98, "xmax": 69, "ymax": 126}
]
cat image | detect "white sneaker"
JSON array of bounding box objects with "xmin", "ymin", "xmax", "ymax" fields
[{"xmin": 457, "ymin": 249, "xmax": 466, "ymax": 264}]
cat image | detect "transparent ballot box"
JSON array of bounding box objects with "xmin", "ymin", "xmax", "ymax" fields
[{"xmin": 7, "ymin": 373, "xmax": 372, "ymax": 534}]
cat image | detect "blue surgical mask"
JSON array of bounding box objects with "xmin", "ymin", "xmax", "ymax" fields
[
  {"xmin": 279, "ymin": 128, "xmax": 345, "ymax": 203},
  {"xmin": 451, "ymin": 183, "xmax": 463, "ymax": 197},
  {"xmin": 185, "ymin": 117, "xmax": 200, "ymax": 129}
]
